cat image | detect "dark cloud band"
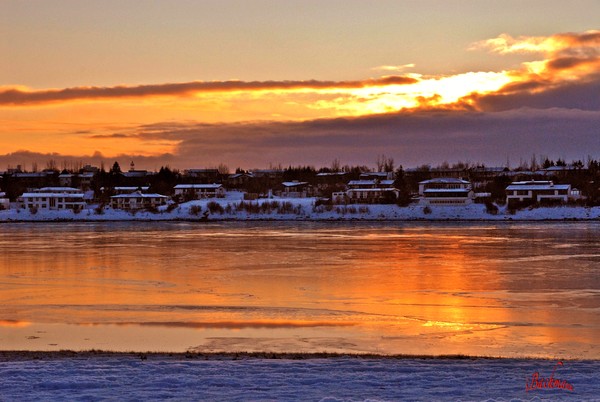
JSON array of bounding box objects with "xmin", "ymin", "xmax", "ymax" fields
[{"xmin": 0, "ymin": 76, "xmax": 418, "ymax": 106}]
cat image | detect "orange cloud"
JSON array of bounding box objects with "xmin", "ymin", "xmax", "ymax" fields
[
  {"xmin": 1, "ymin": 30, "xmax": 599, "ymax": 163},
  {"xmin": 2, "ymin": 31, "xmax": 598, "ymax": 116},
  {"xmin": 464, "ymin": 30, "xmax": 600, "ymax": 105},
  {"xmin": 372, "ymin": 64, "xmax": 416, "ymax": 72},
  {"xmin": 470, "ymin": 30, "xmax": 600, "ymax": 56},
  {"xmin": 0, "ymin": 76, "xmax": 418, "ymax": 106}
]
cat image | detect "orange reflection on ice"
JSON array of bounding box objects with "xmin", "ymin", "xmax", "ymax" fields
[
  {"xmin": 1, "ymin": 223, "xmax": 598, "ymax": 358},
  {"xmin": 106, "ymin": 320, "xmax": 356, "ymax": 329},
  {"xmin": 0, "ymin": 320, "xmax": 32, "ymax": 328}
]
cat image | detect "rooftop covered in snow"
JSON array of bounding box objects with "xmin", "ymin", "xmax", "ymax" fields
[
  {"xmin": 111, "ymin": 192, "xmax": 168, "ymax": 199},
  {"xmin": 506, "ymin": 181, "xmax": 571, "ymax": 191},
  {"xmin": 419, "ymin": 178, "xmax": 470, "ymax": 185},
  {"xmin": 174, "ymin": 184, "xmax": 223, "ymax": 189}
]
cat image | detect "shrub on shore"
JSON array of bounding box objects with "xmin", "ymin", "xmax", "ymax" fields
[
  {"xmin": 189, "ymin": 205, "xmax": 202, "ymax": 216},
  {"xmin": 233, "ymin": 200, "xmax": 300, "ymax": 215},
  {"xmin": 207, "ymin": 201, "xmax": 224, "ymax": 214}
]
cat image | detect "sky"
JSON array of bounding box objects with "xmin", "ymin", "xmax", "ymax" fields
[{"xmin": 1, "ymin": 0, "xmax": 600, "ymax": 171}]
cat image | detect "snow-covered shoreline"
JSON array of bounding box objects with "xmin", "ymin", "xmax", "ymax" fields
[
  {"xmin": 1, "ymin": 193, "xmax": 599, "ymax": 222},
  {"xmin": 1, "ymin": 353, "xmax": 597, "ymax": 401}
]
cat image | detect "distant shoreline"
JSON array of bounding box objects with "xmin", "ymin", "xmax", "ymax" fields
[
  {"xmin": 0, "ymin": 217, "xmax": 599, "ymax": 223},
  {"xmin": 0, "ymin": 350, "xmax": 589, "ymax": 362}
]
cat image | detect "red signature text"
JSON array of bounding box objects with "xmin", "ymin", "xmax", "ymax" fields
[{"xmin": 526, "ymin": 361, "xmax": 574, "ymax": 392}]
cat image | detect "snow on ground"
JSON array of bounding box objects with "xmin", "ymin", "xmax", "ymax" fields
[
  {"xmin": 1, "ymin": 192, "xmax": 599, "ymax": 222},
  {"xmin": 0, "ymin": 355, "xmax": 597, "ymax": 401}
]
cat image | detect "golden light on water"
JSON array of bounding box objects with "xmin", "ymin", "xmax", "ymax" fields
[
  {"xmin": 0, "ymin": 320, "xmax": 32, "ymax": 328},
  {"xmin": 0, "ymin": 224, "xmax": 598, "ymax": 358}
]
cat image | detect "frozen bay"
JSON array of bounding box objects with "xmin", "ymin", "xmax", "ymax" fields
[{"xmin": 0, "ymin": 222, "xmax": 598, "ymax": 359}]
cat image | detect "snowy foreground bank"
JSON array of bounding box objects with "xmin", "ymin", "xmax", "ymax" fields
[
  {"xmin": 0, "ymin": 354, "xmax": 597, "ymax": 401},
  {"xmin": 1, "ymin": 193, "xmax": 600, "ymax": 222}
]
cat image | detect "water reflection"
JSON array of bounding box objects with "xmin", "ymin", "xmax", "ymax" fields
[{"xmin": 0, "ymin": 222, "xmax": 598, "ymax": 358}]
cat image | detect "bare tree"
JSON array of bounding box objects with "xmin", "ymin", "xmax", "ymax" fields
[
  {"xmin": 46, "ymin": 159, "xmax": 58, "ymax": 171},
  {"xmin": 384, "ymin": 157, "xmax": 394, "ymax": 172},
  {"xmin": 331, "ymin": 158, "xmax": 341, "ymax": 172},
  {"xmin": 217, "ymin": 163, "xmax": 230, "ymax": 175},
  {"xmin": 452, "ymin": 160, "xmax": 470, "ymax": 169},
  {"xmin": 376, "ymin": 154, "xmax": 389, "ymax": 172},
  {"xmin": 529, "ymin": 154, "xmax": 539, "ymax": 171}
]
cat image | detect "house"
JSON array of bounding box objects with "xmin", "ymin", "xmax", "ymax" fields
[
  {"xmin": 541, "ymin": 165, "xmax": 586, "ymax": 176},
  {"xmin": 315, "ymin": 172, "xmax": 348, "ymax": 195},
  {"xmin": 345, "ymin": 187, "xmax": 399, "ymax": 203},
  {"xmin": 315, "ymin": 172, "xmax": 347, "ymax": 185},
  {"xmin": 347, "ymin": 179, "xmax": 395, "ymax": 189},
  {"xmin": 418, "ymin": 178, "xmax": 474, "ymax": 206},
  {"xmin": 359, "ymin": 172, "xmax": 393, "ymax": 180},
  {"xmin": 110, "ymin": 191, "xmax": 168, "ymax": 210},
  {"xmin": 173, "ymin": 184, "xmax": 225, "ymax": 199},
  {"xmin": 100, "ymin": 186, "xmax": 150, "ymax": 197},
  {"xmin": 58, "ymin": 173, "xmax": 96, "ymax": 190},
  {"xmin": 428, "ymin": 167, "xmax": 469, "ymax": 179},
  {"xmin": 226, "ymin": 173, "xmax": 253, "ymax": 188},
  {"xmin": 184, "ymin": 168, "xmax": 221, "ymax": 182},
  {"xmin": 113, "ymin": 186, "xmax": 150, "ymax": 195},
  {"xmin": 122, "ymin": 161, "xmax": 152, "ymax": 179},
  {"xmin": 123, "ymin": 169, "xmax": 151, "ymax": 179},
  {"xmin": 78, "ymin": 172, "xmax": 95, "ymax": 190},
  {"xmin": 469, "ymin": 166, "xmax": 510, "ymax": 188},
  {"xmin": 11, "ymin": 171, "xmax": 55, "ymax": 191},
  {"xmin": 58, "ymin": 174, "xmax": 74, "ymax": 187},
  {"xmin": 250, "ymin": 169, "xmax": 284, "ymax": 179},
  {"xmin": 338, "ymin": 179, "xmax": 399, "ymax": 204},
  {"xmin": 245, "ymin": 169, "xmax": 285, "ymax": 196},
  {"xmin": 505, "ymin": 181, "xmax": 571, "ymax": 206},
  {"xmin": 19, "ymin": 187, "xmax": 86, "ymax": 211},
  {"xmin": 81, "ymin": 164, "xmax": 99, "ymax": 174},
  {"xmin": 280, "ymin": 181, "xmax": 310, "ymax": 198},
  {"xmin": 34, "ymin": 187, "xmax": 82, "ymax": 194}
]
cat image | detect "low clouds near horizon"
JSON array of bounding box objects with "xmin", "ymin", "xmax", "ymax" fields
[{"xmin": 2, "ymin": 103, "xmax": 599, "ymax": 170}]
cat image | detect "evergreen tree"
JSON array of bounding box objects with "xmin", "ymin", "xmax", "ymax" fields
[
  {"xmin": 110, "ymin": 161, "xmax": 122, "ymax": 174},
  {"xmin": 393, "ymin": 166, "xmax": 412, "ymax": 206}
]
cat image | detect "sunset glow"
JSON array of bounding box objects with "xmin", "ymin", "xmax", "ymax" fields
[
  {"xmin": 2, "ymin": 4, "xmax": 600, "ymax": 398},
  {"xmin": 2, "ymin": 1, "xmax": 600, "ymax": 169},
  {"xmin": 0, "ymin": 29, "xmax": 594, "ymax": 164}
]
